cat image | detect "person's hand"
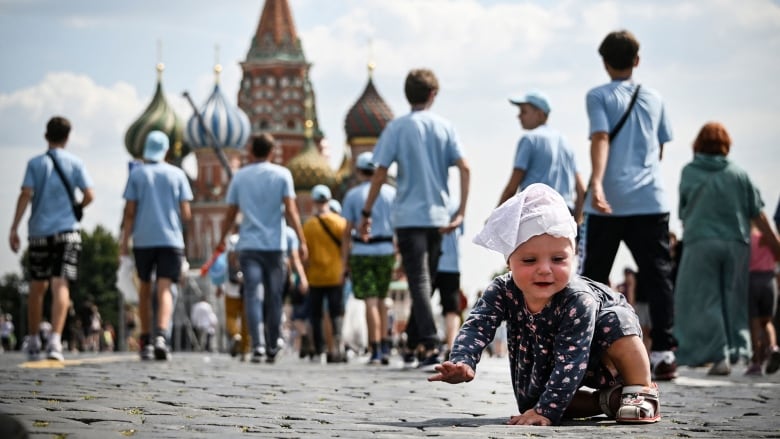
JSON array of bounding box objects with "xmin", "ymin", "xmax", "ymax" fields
[
  {"xmin": 215, "ymin": 241, "xmax": 226, "ymax": 254},
  {"xmin": 439, "ymin": 213, "xmax": 464, "ymax": 235},
  {"xmin": 589, "ymin": 183, "xmax": 612, "ymax": 214},
  {"xmin": 298, "ymin": 276, "xmax": 309, "ymax": 295},
  {"xmin": 427, "ymin": 361, "xmax": 475, "ymax": 384},
  {"xmin": 358, "ymin": 217, "xmax": 372, "ymax": 242},
  {"xmin": 9, "ymin": 230, "xmax": 20, "ymax": 253},
  {"xmin": 508, "ymin": 408, "xmax": 552, "ymax": 426}
]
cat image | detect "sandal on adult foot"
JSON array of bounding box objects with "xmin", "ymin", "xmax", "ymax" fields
[{"xmin": 616, "ymin": 383, "xmax": 661, "ymax": 424}]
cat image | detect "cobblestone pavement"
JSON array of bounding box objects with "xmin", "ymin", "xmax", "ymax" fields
[{"xmin": 0, "ymin": 350, "xmax": 778, "ymax": 438}]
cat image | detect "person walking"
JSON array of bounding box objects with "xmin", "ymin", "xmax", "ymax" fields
[
  {"xmin": 432, "ymin": 200, "xmax": 464, "ymax": 360},
  {"xmin": 215, "ymin": 133, "xmax": 308, "ymax": 364},
  {"xmin": 303, "ymin": 184, "xmax": 348, "ymax": 363},
  {"xmin": 9, "ymin": 116, "xmax": 94, "ymax": 361},
  {"xmin": 120, "ymin": 130, "xmax": 193, "ymax": 361},
  {"xmin": 213, "ymin": 231, "xmax": 251, "ymax": 359},
  {"xmin": 673, "ymin": 122, "xmax": 780, "ymax": 375},
  {"xmin": 359, "ymin": 68, "xmax": 470, "ymax": 368},
  {"xmin": 497, "ymin": 90, "xmax": 585, "ymax": 221},
  {"xmin": 341, "ymin": 152, "xmax": 397, "ymax": 365},
  {"xmin": 578, "ymin": 30, "xmax": 678, "ymax": 380}
]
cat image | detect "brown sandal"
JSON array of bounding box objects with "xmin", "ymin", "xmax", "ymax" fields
[{"xmin": 616, "ymin": 383, "xmax": 661, "ymax": 424}]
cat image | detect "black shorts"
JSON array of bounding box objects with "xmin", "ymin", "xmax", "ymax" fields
[
  {"xmin": 28, "ymin": 231, "xmax": 81, "ymax": 281},
  {"xmin": 433, "ymin": 271, "xmax": 460, "ymax": 315},
  {"xmin": 133, "ymin": 247, "xmax": 184, "ymax": 283}
]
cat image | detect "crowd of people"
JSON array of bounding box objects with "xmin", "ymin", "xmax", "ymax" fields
[{"xmin": 7, "ymin": 28, "xmax": 780, "ymax": 428}]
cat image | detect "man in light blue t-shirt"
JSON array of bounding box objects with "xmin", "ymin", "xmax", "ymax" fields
[
  {"xmin": 498, "ymin": 90, "xmax": 585, "ymax": 221},
  {"xmin": 10, "ymin": 116, "xmax": 94, "ymax": 362},
  {"xmin": 579, "ymin": 30, "xmax": 677, "ymax": 381},
  {"xmin": 341, "ymin": 152, "xmax": 397, "ymax": 365},
  {"xmin": 121, "ymin": 130, "xmax": 192, "ymax": 361},
  {"xmin": 215, "ymin": 133, "xmax": 307, "ymax": 364},
  {"xmin": 359, "ymin": 69, "xmax": 470, "ymax": 369}
]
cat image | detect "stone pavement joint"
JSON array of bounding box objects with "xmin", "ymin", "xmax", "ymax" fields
[{"xmin": 0, "ymin": 352, "xmax": 778, "ymax": 438}]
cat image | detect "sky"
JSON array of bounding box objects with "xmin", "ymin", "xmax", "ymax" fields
[{"xmin": 1, "ymin": 0, "xmax": 779, "ymax": 299}]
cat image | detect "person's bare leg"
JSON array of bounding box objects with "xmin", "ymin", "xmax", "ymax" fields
[
  {"xmin": 607, "ymin": 335, "xmax": 652, "ymax": 386},
  {"xmin": 155, "ymin": 278, "xmax": 174, "ymax": 333},
  {"xmin": 365, "ymin": 298, "xmax": 380, "ymax": 343},
  {"xmin": 444, "ymin": 312, "xmax": 461, "ymax": 351},
  {"xmin": 137, "ymin": 281, "xmax": 153, "ymax": 335},
  {"xmin": 27, "ymin": 280, "xmax": 48, "ymax": 336},
  {"xmin": 49, "ymin": 277, "xmax": 70, "ymax": 338}
]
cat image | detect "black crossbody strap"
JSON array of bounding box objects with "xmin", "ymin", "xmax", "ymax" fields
[
  {"xmin": 316, "ymin": 215, "xmax": 341, "ymax": 248},
  {"xmin": 46, "ymin": 150, "xmax": 77, "ymax": 205},
  {"xmin": 609, "ymin": 84, "xmax": 641, "ymax": 142}
]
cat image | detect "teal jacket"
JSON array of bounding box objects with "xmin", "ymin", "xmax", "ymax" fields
[{"xmin": 678, "ymin": 153, "xmax": 763, "ymax": 245}]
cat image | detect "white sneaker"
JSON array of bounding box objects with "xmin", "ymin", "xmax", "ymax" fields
[
  {"xmin": 46, "ymin": 342, "xmax": 64, "ymax": 362},
  {"xmin": 153, "ymin": 336, "xmax": 171, "ymax": 361},
  {"xmin": 23, "ymin": 335, "xmax": 42, "ymax": 361}
]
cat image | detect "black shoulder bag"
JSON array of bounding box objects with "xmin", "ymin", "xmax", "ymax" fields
[
  {"xmin": 316, "ymin": 215, "xmax": 341, "ymax": 248},
  {"xmin": 609, "ymin": 84, "xmax": 641, "ymax": 141},
  {"xmin": 47, "ymin": 151, "xmax": 83, "ymax": 221}
]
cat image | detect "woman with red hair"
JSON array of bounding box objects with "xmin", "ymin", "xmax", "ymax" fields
[{"xmin": 674, "ymin": 122, "xmax": 780, "ymax": 375}]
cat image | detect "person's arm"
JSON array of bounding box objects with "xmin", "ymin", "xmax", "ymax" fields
[
  {"xmin": 215, "ymin": 204, "xmax": 239, "ymax": 253},
  {"xmin": 180, "ymin": 200, "xmax": 192, "ymax": 222},
  {"xmin": 284, "ymin": 197, "xmax": 308, "ymax": 262},
  {"xmin": 341, "ymin": 220, "xmax": 354, "ymax": 276},
  {"xmin": 81, "ymin": 187, "xmax": 95, "ymax": 209},
  {"xmin": 573, "ymin": 172, "xmax": 587, "ymax": 225},
  {"xmin": 9, "ymin": 187, "xmax": 32, "ymax": 253},
  {"xmin": 119, "ymin": 200, "xmax": 137, "ymax": 256},
  {"xmin": 359, "ymin": 166, "xmax": 388, "ymax": 240},
  {"xmin": 290, "ymin": 242, "xmax": 309, "ymax": 293},
  {"xmin": 754, "ymin": 211, "xmax": 780, "ymax": 260},
  {"xmin": 588, "ymin": 131, "xmax": 612, "ymax": 214},
  {"xmin": 440, "ymin": 157, "xmax": 470, "ymax": 234},
  {"xmin": 498, "ymin": 168, "xmax": 525, "ymax": 206}
]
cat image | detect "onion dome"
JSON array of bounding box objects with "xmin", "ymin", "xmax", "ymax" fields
[
  {"xmin": 344, "ymin": 63, "xmax": 394, "ymax": 142},
  {"xmin": 125, "ymin": 63, "xmax": 187, "ymax": 161},
  {"xmin": 287, "ymin": 82, "xmax": 335, "ymax": 191},
  {"xmin": 184, "ymin": 64, "xmax": 251, "ymax": 150}
]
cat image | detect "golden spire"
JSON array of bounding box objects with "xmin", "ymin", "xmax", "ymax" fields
[
  {"xmin": 156, "ymin": 39, "xmax": 165, "ymax": 81},
  {"xmin": 214, "ymin": 44, "xmax": 222, "ymax": 84}
]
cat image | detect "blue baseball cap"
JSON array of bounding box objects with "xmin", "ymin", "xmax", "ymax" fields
[
  {"xmin": 311, "ymin": 184, "xmax": 332, "ymax": 202},
  {"xmin": 508, "ymin": 91, "xmax": 551, "ymax": 115},
  {"xmin": 143, "ymin": 130, "xmax": 170, "ymax": 162}
]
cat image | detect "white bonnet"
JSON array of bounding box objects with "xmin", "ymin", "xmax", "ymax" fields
[{"xmin": 473, "ymin": 183, "xmax": 577, "ymax": 260}]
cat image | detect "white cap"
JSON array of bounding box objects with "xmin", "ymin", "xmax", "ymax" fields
[{"xmin": 473, "ymin": 183, "xmax": 577, "ymax": 260}]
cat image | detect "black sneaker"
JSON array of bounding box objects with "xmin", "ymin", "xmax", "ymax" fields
[
  {"xmin": 140, "ymin": 344, "xmax": 154, "ymax": 361},
  {"xmin": 402, "ymin": 352, "xmax": 418, "ymax": 369},
  {"xmin": 417, "ymin": 352, "xmax": 441, "ymax": 372},
  {"xmin": 765, "ymin": 348, "xmax": 780, "ymax": 374},
  {"xmin": 251, "ymin": 347, "xmax": 265, "ymax": 363},
  {"xmin": 153, "ymin": 336, "xmax": 171, "ymax": 361}
]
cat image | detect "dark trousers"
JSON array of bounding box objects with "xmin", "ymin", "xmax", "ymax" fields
[
  {"xmin": 309, "ymin": 285, "xmax": 344, "ymax": 355},
  {"xmin": 579, "ymin": 213, "xmax": 678, "ymax": 351},
  {"xmin": 396, "ymin": 227, "xmax": 442, "ymax": 351}
]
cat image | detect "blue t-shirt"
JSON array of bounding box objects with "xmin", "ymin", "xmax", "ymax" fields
[
  {"xmin": 226, "ymin": 161, "xmax": 295, "ymax": 251},
  {"xmin": 285, "ymin": 225, "xmax": 300, "ymax": 258},
  {"xmin": 372, "ymin": 110, "xmax": 465, "ymax": 228},
  {"xmin": 585, "ymin": 80, "xmax": 673, "ymax": 215},
  {"xmin": 437, "ymin": 221, "xmax": 463, "ymax": 273},
  {"xmin": 513, "ymin": 125, "xmax": 579, "ymax": 209},
  {"xmin": 123, "ymin": 162, "xmax": 193, "ymax": 248},
  {"xmin": 22, "ymin": 149, "xmax": 93, "ymax": 238},
  {"xmin": 342, "ymin": 181, "xmax": 396, "ymax": 256}
]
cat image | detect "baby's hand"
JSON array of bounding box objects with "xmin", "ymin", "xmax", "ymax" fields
[
  {"xmin": 508, "ymin": 408, "xmax": 551, "ymax": 426},
  {"xmin": 427, "ymin": 361, "xmax": 475, "ymax": 384}
]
